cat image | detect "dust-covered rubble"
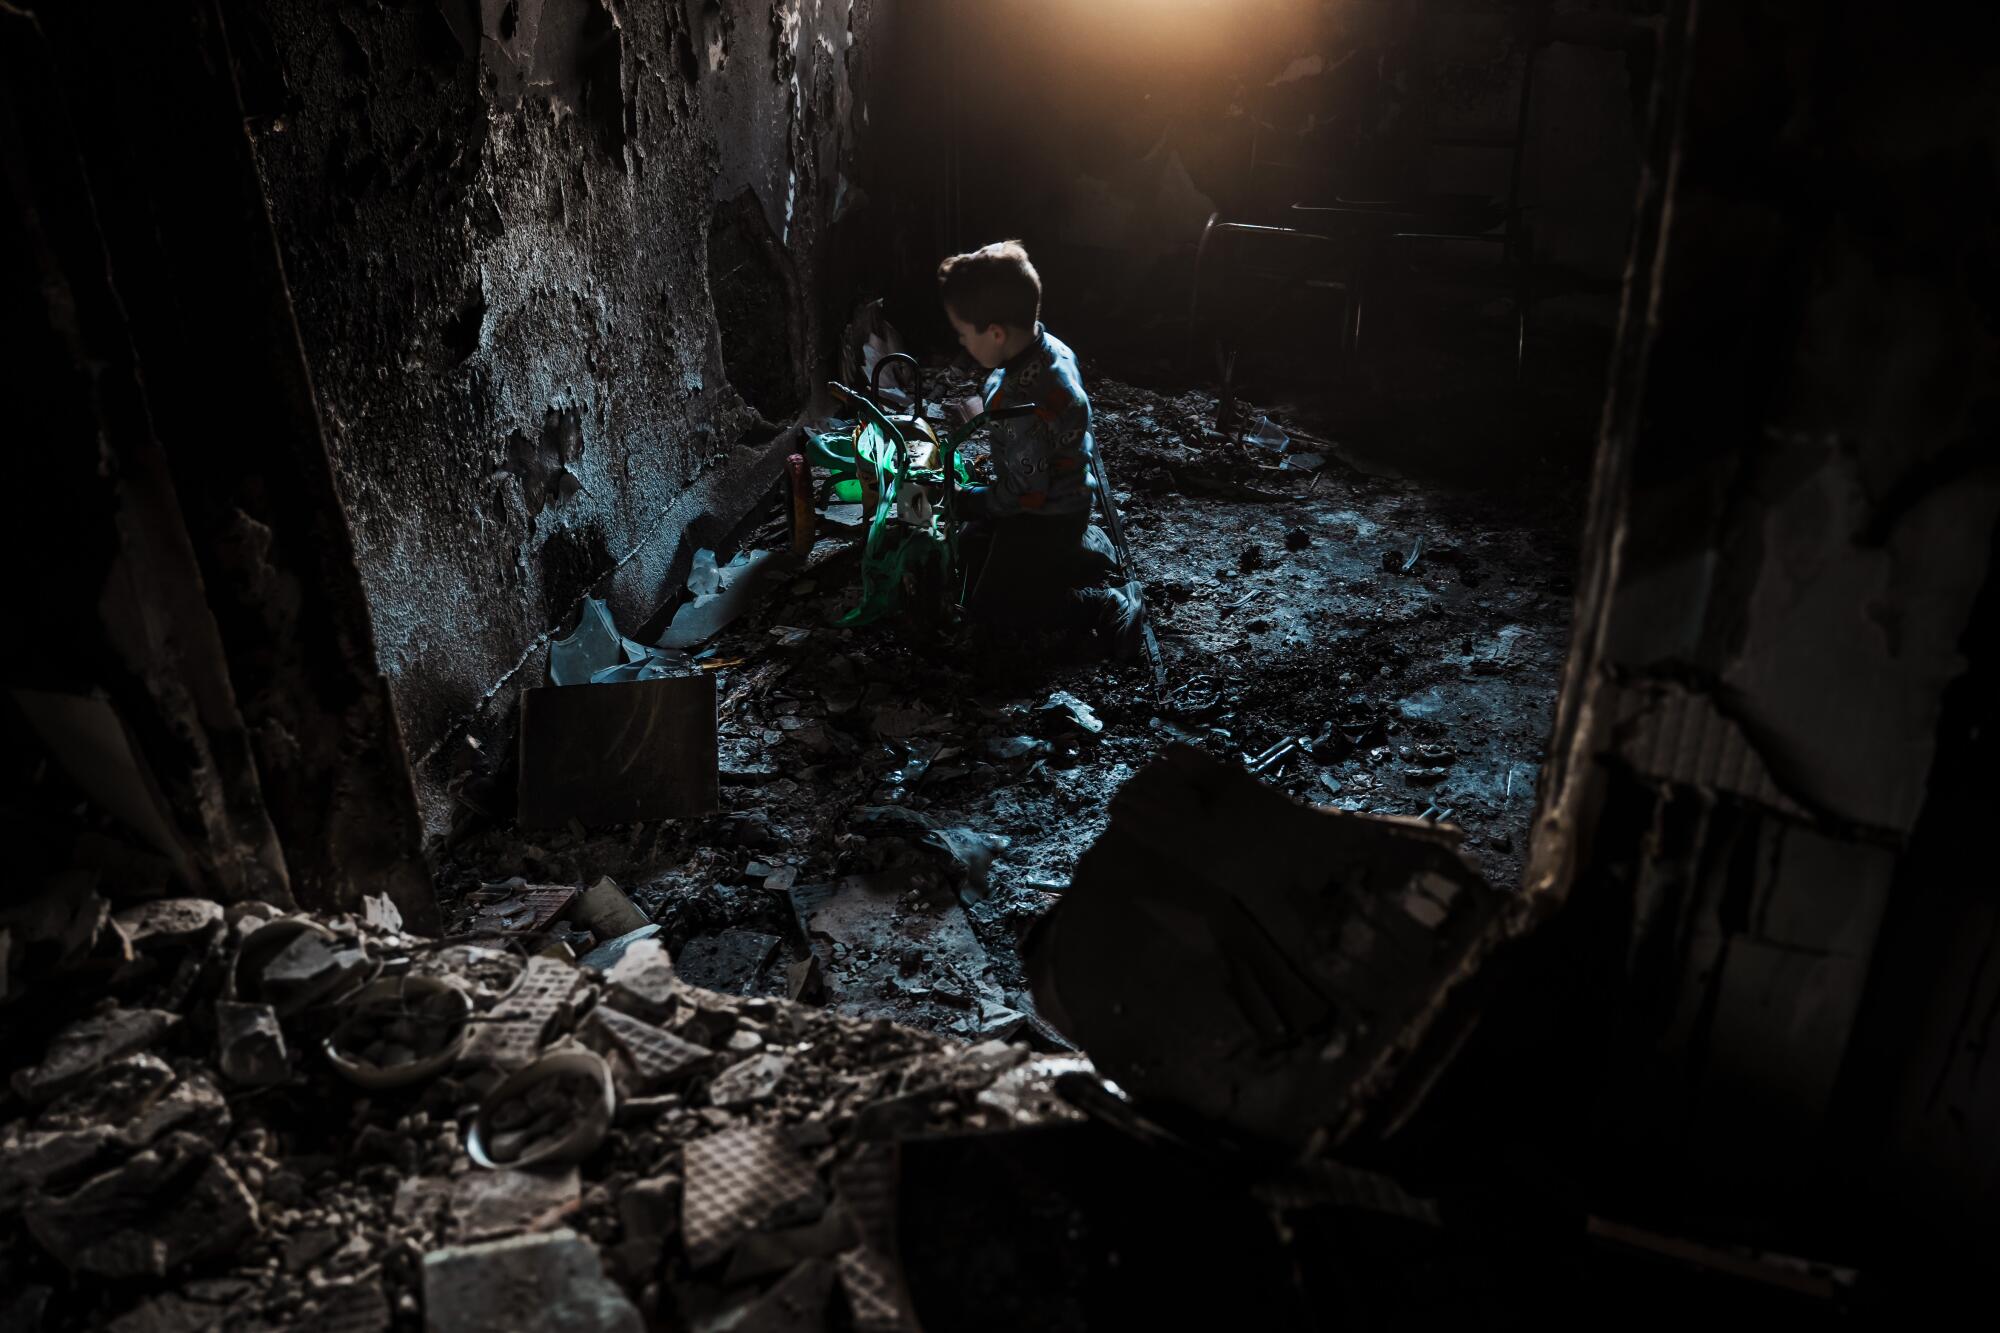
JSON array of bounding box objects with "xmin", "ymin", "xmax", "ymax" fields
[{"xmin": 0, "ymin": 889, "xmax": 1084, "ymax": 1331}]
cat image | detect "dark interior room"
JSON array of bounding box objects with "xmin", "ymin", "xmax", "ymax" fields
[{"xmin": 4, "ymin": 1, "xmax": 1996, "ymax": 1328}]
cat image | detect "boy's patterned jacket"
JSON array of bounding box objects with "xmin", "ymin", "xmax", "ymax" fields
[{"xmin": 979, "ymin": 325, "xmax": 1097, "ymax": 518}]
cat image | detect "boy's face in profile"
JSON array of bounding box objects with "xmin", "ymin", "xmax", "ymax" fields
[{"xmin": 946, "ymin": 306, "xmax": 1011, "ymax": 370}]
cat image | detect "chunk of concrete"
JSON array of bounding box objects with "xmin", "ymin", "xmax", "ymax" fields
[
  {"xmin": 450, "ymin": 1167, "xmax": 582, "ymax": 1240},
  {"xmin": 259, "ymin": 933, "xmax": 372, "ymax": 1016},
  {"xmin": 421, "ymin": 1230, "xmax": 641, "ymax": 1333},
  {"xmin": 112, "ymin": 898, "xmax": 223, "ymax": 950},
  {"xmin": 215, "ymin": 1001, "xmax": 289, "ymax": 1086},
  {"xmin": 11, "ymin": 1006, "xmax": 179, "ymax": 1105},
  {"xmin": 612, "ymin": 1173, "xmax": 679, "ymax": 1278},
  {"xmin": 602, "ymin": 938, "xmax": 679, "ymax": 1022},
  {"xmin": 24, "ymin": 1132, "xmax": 258, "ymax": 1278}
]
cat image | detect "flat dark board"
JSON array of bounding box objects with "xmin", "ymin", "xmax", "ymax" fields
[{"xmin": 517, "ymin": 674, "xmax": 719, "ymax": 827}]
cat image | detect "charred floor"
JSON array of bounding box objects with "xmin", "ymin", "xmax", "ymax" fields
[{"xmin": 6, "ymin": 3, "xmax": 1999, "ymax": 1331}]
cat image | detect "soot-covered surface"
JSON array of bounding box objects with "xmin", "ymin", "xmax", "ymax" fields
[{"xmin": 440, "ymin": 371, "xmax": 1580, "ymax": 1039}]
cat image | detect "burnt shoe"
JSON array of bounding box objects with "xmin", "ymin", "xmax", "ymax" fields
[{"xmin": 1090, "ymin": 585, "xmax": 1145, "ymax": 661}]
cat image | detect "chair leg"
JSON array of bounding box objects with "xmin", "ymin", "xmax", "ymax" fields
[
  {"xmin": 1512, "ymin": 225, "xmax": 1534, "ymax": 386},
  {"xmin": 1186, "ymin": 210, "xmax": 1222, "ymax": 374},
  {"xmin": 1347, "ymin": 265, "xmax": 1368, "ymax": 357}
]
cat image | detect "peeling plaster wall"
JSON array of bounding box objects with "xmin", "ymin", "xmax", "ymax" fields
[{"xmin": 228, "ymin": 0, "xmax": 885, "ymax": 837}]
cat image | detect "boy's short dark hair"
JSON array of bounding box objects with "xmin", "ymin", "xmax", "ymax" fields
[{"xmin": 937, "ymin": 240, "xmax": 1041, "ymax": 332}]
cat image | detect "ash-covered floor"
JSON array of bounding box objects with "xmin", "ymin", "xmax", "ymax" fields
[{"xmin": 441, "ymin": 372, "xmax": 1579, "ymax": 1041}]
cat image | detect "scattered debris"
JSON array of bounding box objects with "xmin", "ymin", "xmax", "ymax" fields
[
  {"xmin": 1038, "ymin": 690, "xmax": 1104, "ymax": 735},
  {"xmin": 572, "ymin": 877, "xmax": 648, "ymax": 939},
  {"xmin": 1244, "ymin": 414, "xmax": 1290, "ymax": 453},
  {"xmin": 1402, "ymin": 533, "xmax": 1427, "ymax": 574},
  {"xmin": 676, "ymin": 929, "xmax": 782, "ymax": 995}
]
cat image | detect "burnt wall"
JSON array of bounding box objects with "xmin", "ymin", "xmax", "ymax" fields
[
  {"xmin": 7, "ymin": 2, "xmax": 437, "ymax": 925},
  {"xmin": 1476, "ymin": 0, "xmax": 2000, "ymax": 1253},
  {"xmin": 229, "ymin": 0, "xmax": 887, "ymax": 837}
]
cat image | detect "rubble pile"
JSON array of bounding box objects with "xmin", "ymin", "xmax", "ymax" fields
[{"xmin": 0, "ymin": 890, "xmax": 1087, "ymax": 1332}]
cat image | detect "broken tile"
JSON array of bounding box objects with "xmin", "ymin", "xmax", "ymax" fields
[
  {"xmin": 1037, "ymin": 690, "xmax": 1103, "ymax": 735},
  {"xmin": 682, "ymin": 1127, "xmax": 824, "ymax": 1267},
  {"xmin": 579, "ymin": 1004, "xmax": 714, "ymax": 1093},
  {"xmin": 466, "ymin": 881, "xmax": 579, "ymax": 936},
  {"xmin": 421, "ymin": 1230, "xmax": 641, "ymax": 1333},
  {"xmin": 836, "ymin": 1246, "xmax": 915, "ymax": 1333},
  {"xmin": 786, "ymin": 954, "xmax": 826, "ymax": 1005}
]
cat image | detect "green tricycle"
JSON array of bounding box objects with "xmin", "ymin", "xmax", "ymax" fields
[{"xmin": 806, "ymin": 353, "xmax": 1035, "ymax": 628}]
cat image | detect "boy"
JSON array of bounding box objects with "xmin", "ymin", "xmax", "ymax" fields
[{"xmin": 936, "ymin": 240, "xmax": 1139, "ymax": 654}]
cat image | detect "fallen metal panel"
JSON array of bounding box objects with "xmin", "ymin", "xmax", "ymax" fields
[{"xmin": 516, "ymin": 675, "xmax": 719, "ymax": 827}]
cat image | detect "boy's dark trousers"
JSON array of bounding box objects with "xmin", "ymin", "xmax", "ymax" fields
[{"xmin": 959, "ymin": 508, "xmax": 1111, "ymax": 634}]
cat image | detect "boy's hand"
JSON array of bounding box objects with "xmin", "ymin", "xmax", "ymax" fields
[{"xmin": 949, "ymin": 395, "xmax": 985, "ymax": 426}]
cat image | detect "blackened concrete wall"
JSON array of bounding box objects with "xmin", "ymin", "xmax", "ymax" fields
[
  {"xmin": 1510, "ymin": 0, "xmax": 2000, "ymax": 1240},
  {"xmin": 229, "ymin": 0, "xmax": 888, "ymax": 837}
]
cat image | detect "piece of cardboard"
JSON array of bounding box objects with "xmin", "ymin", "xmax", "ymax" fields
[{"xmin": 518, "ymin": 674, "xmax": 719, "ymax": 828}]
